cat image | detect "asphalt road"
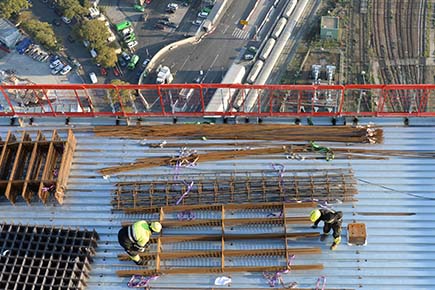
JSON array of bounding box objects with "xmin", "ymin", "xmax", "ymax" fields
[{"xmin": 144, "ymin": 0, "xmax": 273, "ymax": 85}]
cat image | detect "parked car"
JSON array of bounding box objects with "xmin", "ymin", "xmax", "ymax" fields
[
  {"xmin": 244, "ymin": 54, "xmax": 254, "ymax": 61},
  {"xmin": 124, "ymin": 35, "xmax": 136, "ymax": 43},
  {"xmin": 60, "ymin": 65, "xmax": 72, "ymax": 75},
  {"xmin": 155, "ymin": 23, "xmax": 165, "ymax": 30},
  {"xmin": 198, "ymin": 11, "xmax": 209, "ymax": 18},
  {"xmin": 123, "ymin": 33, "xmax": 136, "ymax": 41},
  {"xmin": 160, "ymin": 16, "xmax": 170, "ymax": 22},
  {"xmin": 113, "ymin": 67, "xmax": 120, "ymax": 77},
  {"xmin": 120, "ymin": 27, "xmax": 134, "ymax": 36},
  {"xmin": 100, "ymin": 67, "xmax": 107, "ymax": 76},
  {"xmin": 142, "ymin": 58, "xmax": 150, "ymax": 68},
  {"xmin": 89, "ymin": 72, "xmax": 98, "ymax": 84},
  {"xmin": 118, "ymin": 57, "xmax": 127, "ymax": 67},
  {"xmin": 168, "ymin": 22, "xmax": 178, "ymax": 29},
  {"xmin": 61, "ymin": 16, "xmax": 71, "ymax": 24},
  {"xmin": 121, "ymin": 52, "xmax": 131, "ymax": 61},
  {"xmin": 49, "ymin": 59, "xmax": 62, "ymax": 69},
  {"xmin": 158, "ymin": 20, "xmax": 169, "ymax": 25},
  {"xmin": 167, "ymin": 3, "xmax": 178, "ymax": 10},
  {"xmin": 51, "ymin": 63, "xmax": 65, "ymax": 75},
  {"xmin": 127, "ymin": 41, "xmax": 138, "ymax": 49},
  {"xmin": 133, "ymin": 4, "xmax": 145, "ymax": 12}
]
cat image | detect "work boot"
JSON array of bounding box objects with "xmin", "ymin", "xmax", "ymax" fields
[
  {"xmin": 320, "ymin": 233, "xmax": 329, "ymax": 241},
  {"xmin": 330, "ymin": 237, "xmax": 341, "ymax": 251}
]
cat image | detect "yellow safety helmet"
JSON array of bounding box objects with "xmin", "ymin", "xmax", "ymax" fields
[
  {"xmin": 310, "ymin": 209, "xmax": 321, "ymax": 223},
  {"xmin": 150, "ymin": 221, "xmax": 162, "ymax": 233}
]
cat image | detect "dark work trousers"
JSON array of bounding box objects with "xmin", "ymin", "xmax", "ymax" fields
[
  {"xmin": 323, "ymin": 220, "xmax": 342, "ymax": 239},
  {"xmin": 118, "ymin": 226, "xmax": 139, "ymax": 258}
]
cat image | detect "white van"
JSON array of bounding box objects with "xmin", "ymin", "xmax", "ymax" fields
[{"xmin": 89, "ymin": 72, "xmax": 98, "ymax": 84}]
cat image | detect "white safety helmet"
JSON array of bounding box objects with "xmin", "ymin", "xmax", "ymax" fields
[{"xmin": 150, "ymin": 221, "xmax": 162, "ymax": 233}]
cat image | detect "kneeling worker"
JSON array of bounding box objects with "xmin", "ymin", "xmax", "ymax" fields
[
  {"xmin": 310, "ymin": 208, "xmax": 343, "ymax": 250},
  {"xmin": 118, "ymin": 220, "xmax": 162, "ymax": 265}
]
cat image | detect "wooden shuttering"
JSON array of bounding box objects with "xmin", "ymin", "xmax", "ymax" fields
[{"xmin": 0, "ymin": 130, "xmax": 76, "ymax": 204}]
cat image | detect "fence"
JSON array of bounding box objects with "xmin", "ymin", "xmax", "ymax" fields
[{"xmin": 0, "ymin": 84, "xmax": 434, "ymax": 117}]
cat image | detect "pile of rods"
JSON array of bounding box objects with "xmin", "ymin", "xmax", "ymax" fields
[
  {"xmin": 94, "ymin": 124, "xmax": 383, "ymax": 144},
  {"xmin": 113, "ymin": 169, "xmax": 357, "ymax": 212}
]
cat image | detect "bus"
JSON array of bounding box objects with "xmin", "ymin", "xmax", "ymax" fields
[
  {"xmin": 127, "ymin": 54, "xmax": 140, "ymax": 70},
  {"xmin": 115, "ymin": 21, "xmax": 132, "ymax": 32}
]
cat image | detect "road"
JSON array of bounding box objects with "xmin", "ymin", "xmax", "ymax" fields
[{"xmin": 144, "ymin": 0, "xmax": 260, "ymax": 84}]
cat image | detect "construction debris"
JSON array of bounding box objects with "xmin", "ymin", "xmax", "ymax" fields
[
  {"xmin": 94, "ymin": 124, "xmax": 383, "ymax": 144},
  {"xmin": 117, "ymin": 202, "xmax": 323, "ymax": 277},
  {"xmin": 113, "ymin": 169, "xmax": 357, "ymax": 212},
  {"xmin": 0, "ymin": 129, "xmax": 76, "ymax": 204},
  {"xmin": 0, "ymin": 223, "xmax": 99, "ymax": 290}
]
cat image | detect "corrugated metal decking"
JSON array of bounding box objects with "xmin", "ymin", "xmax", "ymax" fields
[{"xmin": 0, "ymin": 119, "xmax": 435, "ymax": 289}]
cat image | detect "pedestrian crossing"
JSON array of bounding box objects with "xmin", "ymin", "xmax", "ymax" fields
[{"xmin": 231, "ymin": 28, "xmax": 251, "ymax": 39}]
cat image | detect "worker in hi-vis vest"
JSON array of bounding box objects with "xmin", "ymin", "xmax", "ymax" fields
[
  {"xmin": 118, "ymin": 220, "xmax": 162, "ymax": 265},
  {"xmin": 310, "ymin": 208, "xmax": 343, "ymax": 250}
]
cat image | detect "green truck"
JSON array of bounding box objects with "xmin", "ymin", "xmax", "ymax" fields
[
  {"xmin": 115, "ymin": 21, "xmax": 132, "ymax": 31},
  {"xmin": 127, "ymin": 54, "xmax": 140, "ymax": 70}
]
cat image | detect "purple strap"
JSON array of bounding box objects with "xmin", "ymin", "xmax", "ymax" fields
[
  {"xmin": 128, "ymin": 275, "xmax": 160, "ymax": 288},
  {"xmin": 315, "ymin": 276, "xmax": 326, "ymax": 290},
  {"xmin": 177, "ymin": 210, "xmax": 196, "ymax": 221},
  {"xmin": 176, "ymin": 181, "xmax": 194, "ymax": 205},
  {"xmin": 42, "ymin": 184, "xmax": 55, "ymax": 192},
  {"xmin": 263, "ymin": 254, "xmax": 295, "ymax": 287},
  {"xmin": 272, "ymin": 163, "xmax": 285, "ymax": 187}
]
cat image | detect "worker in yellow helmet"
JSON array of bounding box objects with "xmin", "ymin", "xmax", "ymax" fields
[
  {"xmin": 118, "ymin": 220, "xmax": 162, "ymax": 265},
  {"xmin": 310, "ymin": 208, "xmax": 343, "ymax": 250}
]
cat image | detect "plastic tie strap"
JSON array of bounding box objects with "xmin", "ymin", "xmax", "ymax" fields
[
  {"xmin": 177, "ymin": 210, "xmax": 195, "ymax": 221},
  {"xmin": 263, "ymin": 254, "xmax": 295, "ymax": 287},
  {"xmin": 315, "ymin": 275, "xmax": 326, "ymax": 290},
  {"xmin": 271, "ymin": 163, "xmax": 285, "ymax": 187},
  {"xmin": 127, "ymin": 275, "xmax": 160, "ymax": 288},
  {"xmin": 176, "ymin": 180, "xmax": 194, "ymax": 205},
  {"xmin": 42, "ymin": 184, "xmax": 55, "ymax": 193}
]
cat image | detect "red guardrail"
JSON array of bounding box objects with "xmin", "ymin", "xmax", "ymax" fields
[{"xmin": 0, "ymin": 84, "xmax": 434, "ymax": 117}]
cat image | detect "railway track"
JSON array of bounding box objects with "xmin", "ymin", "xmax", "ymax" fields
[{"xmin": 370, "ymin": 0, "xmax": 427, "ymax": 112}]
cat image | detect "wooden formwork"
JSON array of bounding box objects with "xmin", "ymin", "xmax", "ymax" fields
[
  {"xmin": 0, "ymin": 130, "xmax": 76, "ymax": 204},
  {"xmin": 117, "ymin": 202, "xmax": 323, "ymax": 277}
]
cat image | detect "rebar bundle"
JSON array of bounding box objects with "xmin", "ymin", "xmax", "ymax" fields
[
  {"xmin": 94, "ymin": 124, "xmax": 383, "ymax": 144},
  {"xmin": 113, "ymin": 169, "xmax": 356, "ymax": 212},
  {"xmin": 0, "ymin": 223, "xmax": 99, "ymax": 290},
  {"xmin": 0, "ymin": 130, "xmax": 76, "ymax": 204},
  {"xmin": 117, "ymin": 202, "xmax": 323, "ymax": 277}
]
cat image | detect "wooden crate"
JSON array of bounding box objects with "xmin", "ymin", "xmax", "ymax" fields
[{"xmin": 347, "ymin": 223, "xmax": 366, "ymax": 245}]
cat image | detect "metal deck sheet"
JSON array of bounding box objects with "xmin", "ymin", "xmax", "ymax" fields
[{"xmin": 1, "ymin": 119, "xmax": 435, "ymax": 290}]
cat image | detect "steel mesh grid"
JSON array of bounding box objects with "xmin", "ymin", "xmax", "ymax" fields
[{"xmin": 0, "ymin": 223, "xmax": 98, "ymax": 290}]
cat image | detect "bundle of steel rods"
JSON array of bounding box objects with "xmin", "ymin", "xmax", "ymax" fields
[
  {"xmin": 94, "ymin": 124, "xmax": 383, "ymax": 144},
  {"xmin": 117, "ymin": 202, "xmax": 323, "ymax": 277},
  {"xmin": 113, "ymin": 169, "xmax": 357, "ymax": 212}
]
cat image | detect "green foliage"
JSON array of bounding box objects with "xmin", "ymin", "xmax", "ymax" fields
[
  {"xmin": 57, "ymin": 0, "xmax": 87, "ymax": 19},
  {"xmin": 79, "ymin": 19, "xmax": 110, "ymax": 48},
  {"xmin": 109, "ymin": 79, "xmax": 134, "ymax": 104},
  {"xmin": 0, "ymin": 0, "xmax": 30, "ymax": 19},
  {"xmin": 95, "ymin": 46, "xmax": 117, "ymax": 68},
  {"xmin": 21, "ymin": 19, "xmax": 58, "ymax": 50}
]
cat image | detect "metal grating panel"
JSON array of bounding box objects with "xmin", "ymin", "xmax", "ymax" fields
[{"xmin": 0, "ymin": 223, "xmax": 99, "ymax": 290}]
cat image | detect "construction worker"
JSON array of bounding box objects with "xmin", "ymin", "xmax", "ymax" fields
[
  {"xmin": 118, "ymin": 220, "xmax": 162, "ymax": 265},
  {"xmin": 310, "ymin": 208, "xmax": 343, "ymax": 250}
]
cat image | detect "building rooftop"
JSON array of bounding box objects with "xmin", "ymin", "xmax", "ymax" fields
[
  {"xmin": 321, "ymin": 16, "xmax": 339, "ymax": 30},
  {"xmin": 1, "ymin": 117, "xmax": 435, "ymax": 290}
]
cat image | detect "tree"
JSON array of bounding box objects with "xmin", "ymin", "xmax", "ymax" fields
[
  {"xmin": 110, "ymin": 79, "xmax": 133, "ymax": 102},
  {"xmin": 57, "ymin": 0, "xmax": 87, "ymax": 19},
  {"xmin": 21, "ymin": 19, "xmax": 58, "ymax": 50},
  {"xmin": 95, "ymin": 46, "xmax": 117, "ymax": 68},
  {"xmin": 0, "ymin": 0, "xmax": 30, "ymax": 19},
  {"xmin": 78, "ymin": 19, "xmax": 110, "ymax": 48}
]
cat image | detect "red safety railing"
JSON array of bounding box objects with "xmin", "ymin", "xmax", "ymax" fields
[{"xmin": 0, "ymin": 83, "xmax": 434, "ymax": 117}]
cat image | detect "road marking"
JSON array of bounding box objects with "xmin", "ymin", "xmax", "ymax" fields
[{"xmin": 231, "ymin": 28, "xmax": 250, "ymax": 39}]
